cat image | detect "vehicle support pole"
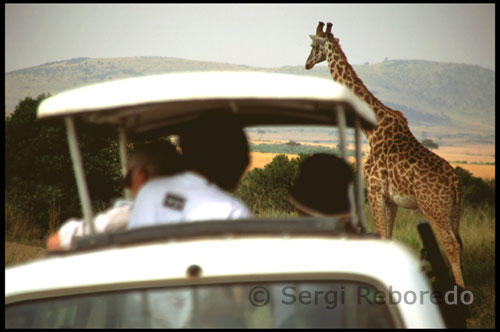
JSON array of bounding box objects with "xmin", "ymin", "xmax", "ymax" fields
[
  {"xmin": 337, "ymin": 107, "xmax": 357, "ymax": 228},
  {"xmin": 118, "ymin": 128, "xmax": 132, "ymax": 200},
  {"xmin": 355, "ymin": 117, "xmax": 367, "ymax": 233},
  {"xmin": 336, "ymin": 106, "xmax": 348, "ymax": 161},
  {"xmin": 65, "ymin": 116, "xmax": 95, "ymax": 235}
]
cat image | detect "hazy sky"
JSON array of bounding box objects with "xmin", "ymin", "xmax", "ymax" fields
[{"xmin": 5, "ymin": 4, "xmax": 495, "ymax": 73}]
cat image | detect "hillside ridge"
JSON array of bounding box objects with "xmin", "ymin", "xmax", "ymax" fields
[{"xmin": 5, "ymin": 57, "xmax": 495, "ymax": 145}]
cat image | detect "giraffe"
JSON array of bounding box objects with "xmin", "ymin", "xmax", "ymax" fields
[{"xmin": 305, "ymin": 22, "xmax": 464, "ymax": 288}]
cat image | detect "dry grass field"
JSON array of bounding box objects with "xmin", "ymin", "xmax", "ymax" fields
[
  {"xmin": 248, "ymin": 152, "xmax": 298, "ymax": 171},
  {"xmin": 5, "ymin": 242, "xmax": 47, "ymax": 266},
  {"xmin": 438, "ymin": 145, "xmax": 495, "ymax": 180},
  {"xmin": 449, "ymin": 163, "xmax": 495, "ymax": 180},
  {"xmin": 248, "ymin": 141, "xmax": 495, "ymax": 180}
]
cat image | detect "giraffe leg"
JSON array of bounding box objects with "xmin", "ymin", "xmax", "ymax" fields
[
  {"xmin": 382, "ymin": 200, "xmax": 398, "ymax": 239},
  {"xmin": 367, "ymin": 191, "xmax": 398, "ymax": 239},
  {"xmin": 434, "ymin": 224, "xmax": 464, "ymax": 289},
  {"xmin": 363, "ymin": 162, "xmax": 398, "ymax": 238},
  {"xmin": 421, "ymin": 210, "xmax": 464, "ymax": 288},
  {"xmin": 367, "ymin": 192, "xmax": 385, "ymax": 236}
]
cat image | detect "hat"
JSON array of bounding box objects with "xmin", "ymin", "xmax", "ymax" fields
[
  {"xmin": 121, "ymin": 141, "xmax": 182, "ymax": 189},
  {"xmin": 288, "ymin": 153, "xmax": 354, "ymax": 217}
]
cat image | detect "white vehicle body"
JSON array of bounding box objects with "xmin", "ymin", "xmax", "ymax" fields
[
  {"xmin": 6, "ymin": 225, "xmax": 444, "ymax": 328},
  {"xmin": 6, "ymin": 72, "xmax": 445, "ymax": 328}
]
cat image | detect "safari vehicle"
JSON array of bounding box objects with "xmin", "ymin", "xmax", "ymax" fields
[{"xmin": 6, "ymin": 72, "xmax": 450, "ymax": 328}]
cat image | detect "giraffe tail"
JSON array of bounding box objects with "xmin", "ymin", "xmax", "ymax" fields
[{"xmin": 451, "ymin": 175, "xmax": 463, "ymax": 251}]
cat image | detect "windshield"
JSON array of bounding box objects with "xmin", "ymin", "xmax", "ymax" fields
[
  {"xmin": 246, "ymin": 125, "xmax": 362, "ymax": 155},
  {"xmin": 6, "ymin": 280, "xmax": 396, "ymax": 328}
]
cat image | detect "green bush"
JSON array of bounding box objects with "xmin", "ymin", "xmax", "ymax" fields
[
  {"xmin": 236, "ymin": 154, "xmax": 309, "ymax": 215},
  {"xmin": 454, "ymin": 166, "xmax": 495, "ymax": 207}
]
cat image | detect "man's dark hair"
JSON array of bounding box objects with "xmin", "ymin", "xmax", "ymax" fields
[
  {"xmin": 122, "ymin": 139, "xmax": 184, "ymax": 189},
  {"xmin": 180, "ymin": 113, "xmax": 249, "ymax": 191}
]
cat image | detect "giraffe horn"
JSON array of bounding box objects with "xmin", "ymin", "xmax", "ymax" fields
[
  {"xmin": 316, "ymin": 21, "xmax": 325, "ymax": 37},
  {"xmin": 326, "ymin": 22, "xmax": 333, "ymax": 35}
]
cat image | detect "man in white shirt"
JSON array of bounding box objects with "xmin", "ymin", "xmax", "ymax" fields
[
  {"xmin": 129, "ymin": 114, "xmax": 252, "ymax": 228},
  {"xmin": 46, "ymin": 141, "xmax": 183, "ymax": 251}
]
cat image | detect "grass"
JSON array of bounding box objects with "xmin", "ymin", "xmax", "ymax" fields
[
  {"xmin": 458, "ymin": 205, "xmax": 495, "ymax": 328},
  {"xmin": 5, "ymin": 243, "xmax": 46, "ymax": 266},
  {"xmin": 5, "ymin": 199, "xmax": 47, "ymax": 249},
  {"xmin": 4, "ymin": 196, "xmax": 57, "ymax": 266},
  {"xmin": 362, "ymin": 203, "xmax": 495, "ymax": 329}
]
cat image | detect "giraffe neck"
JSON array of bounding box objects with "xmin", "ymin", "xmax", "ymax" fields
[{"xmin": 324, "ymin": 40, "xmax": 396, "ymax": 134}]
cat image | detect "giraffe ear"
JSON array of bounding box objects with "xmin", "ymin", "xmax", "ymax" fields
[{"xmin": 310, "ymin": 35, "xmax": 327, "ymax": 45}]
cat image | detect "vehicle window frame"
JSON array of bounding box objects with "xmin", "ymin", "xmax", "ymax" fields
[{"xmin": 6, "ymin": 277, "xmax": 404, "ymax": 328}]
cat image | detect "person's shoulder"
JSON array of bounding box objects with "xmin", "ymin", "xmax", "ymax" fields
[
  {"xmin": 224, "ymin": 193, "xmax": 252, "ymax": 217},
  {"xmin": 112, "ymin": 198, "xmax": 134, "ymax": 208},
  {"xmin": 142, "ymin": 173, "xmax": 183, "ymax": 191},
  {"xmin": 207, "ymin": 185, "xmax": 248, "ymax": 208},
  {"xmin": 230, "ymin": 195, "xmax": 251, "ymax": 211}
]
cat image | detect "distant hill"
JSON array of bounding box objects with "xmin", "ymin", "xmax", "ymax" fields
[
  {"xmin": 4, "ymin": 56, "xmax": 256, "ymax": 112},
  {"xmin": 5, "ymin": 57, "xmax": 495, "ymax": 145}
]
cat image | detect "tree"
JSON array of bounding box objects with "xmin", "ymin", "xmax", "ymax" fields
[
  {"xmin": 5, "ymin": 94, "xmax": 122, "ymax": 233},
  {"xmin": 286, "ymin": 140, "xmax": 300, "ymax": 146},
  {"xmin": 421, "ymin": 138, "xmax": 439, "ymax": 150}
]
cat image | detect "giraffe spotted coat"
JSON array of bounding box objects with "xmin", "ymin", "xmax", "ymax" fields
[{"xmin": 305, "ymin": 22, "xmax": 464, "ymax": 288}]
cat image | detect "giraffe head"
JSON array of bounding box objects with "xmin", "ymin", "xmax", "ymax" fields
[{"xmin": 305, "ymin": 22, "xmax": 339, "ymax": 70}]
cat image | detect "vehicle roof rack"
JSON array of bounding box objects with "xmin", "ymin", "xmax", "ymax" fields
[{"xmin": 48, "ymin": 217, "xmax": 370, "ymax": 255}]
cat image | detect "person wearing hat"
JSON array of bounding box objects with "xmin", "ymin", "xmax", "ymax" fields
[
  {"xmin": 128, "ymin": 114, "xmax": 252, "ymax": 228},
  {"xmin": 288, "ymin": 153, "xmax": 354, "ymax": 219},
  {"xmin": 46, "ymin": 141, "xmax": 183, "ymax": 251}
]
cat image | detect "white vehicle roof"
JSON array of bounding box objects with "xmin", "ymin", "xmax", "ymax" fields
[{"xmin": 37, "ymin": 71, "xmax": 377, "ymax": 132}]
